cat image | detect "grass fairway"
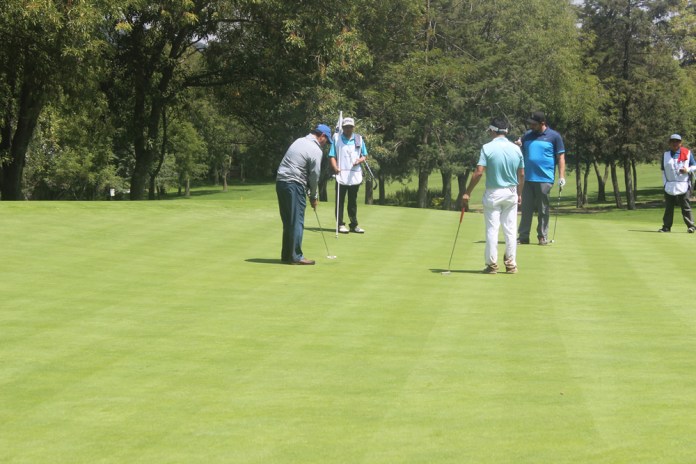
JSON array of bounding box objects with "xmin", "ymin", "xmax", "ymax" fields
[{"xmin": 2, "ymin": 183, "xmax": 696, "ymax": 463}]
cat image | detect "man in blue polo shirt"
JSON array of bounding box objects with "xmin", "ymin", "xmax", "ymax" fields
[
  {"xmin": 462, "ymin": 118, "xmax": 525, "ymax": 274},
  {"xmin": 517, "ymin": 111, "xmax": 566, "ymax": 246}
]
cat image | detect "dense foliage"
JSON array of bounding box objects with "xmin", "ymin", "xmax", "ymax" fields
[{"xmin": 2, "ymin": 0, "xmax": 696, "ymax": 207}]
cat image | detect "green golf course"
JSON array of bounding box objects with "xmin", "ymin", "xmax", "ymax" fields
[{"xmin": 2, "ymin": 175, "xmax": 695, "ymax": 463}]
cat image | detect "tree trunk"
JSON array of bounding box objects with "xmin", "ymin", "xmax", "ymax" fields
[
  {"xmin": 575, "ymin": 153, "xmax": 583, "ymax": 208},
  {"xmin": 378, "ymin": 172, "xmax": 386, "ymax": 205},
  {"xmin": 593, "ymin": 160, "xmax": 608, "ymax": 202},
  {"xmin": 623, "ymin": 156, "xmax": 636, "ymax": 210},
  {"xmin": 149, "ymin": 107, "xmax": 168, "ymax": 200},
  {"xmin": 129, "ymin": 74, "xmax": 153, "ymax": 200},
  {"xmin": 441, "ymin": 169, "xmax": 452, "ymax": 210},
  {"xmin": 610, "ymin": 160, "xmax": 623, "ymax": 208},
  {"xmin": 319, "ymin": 154, "xmax": 329, "ymax": 202},
  {"xmin": 0, "ymin": 81, "xmax": 45, "ymax": 200},
  {"xmin": 222, "ymin": 155, "xmax": 231, "ymax": 192},
  {"xmin": 364, "ymin": 178, "xmax": 374, "ymax": 205},
  {"xmin": 456, "ymin": 170, "xmax": 470, "ymax": 211},
  {"xmin": 185, "ymin": 176, "xmax": 191, "ymax": 197},
  {"xmin": 632, "ymin": 158, "xmax": 637, "ymax": 199},
  {"xmin": 129, "ymin": 45, "xmax": 178, "ymax": 199},
  {"xmin": 417, "ymin": 167, "xmax": 429, "ymax": 208},
  {"xmin": 583, "ymin": 160, "xmax": 590, "ymax": 207}
]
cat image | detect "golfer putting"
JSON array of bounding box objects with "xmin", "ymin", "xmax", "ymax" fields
[
  {"xmin": 461, "ymin": 118, "xmax": 525, "ymax": 274},
  {"xmin": 275, "ymin": 123, "xmax": 333, "ymax": 265}
]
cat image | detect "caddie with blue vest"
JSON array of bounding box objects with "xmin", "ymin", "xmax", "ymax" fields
[
  {"xmin": 517, "ymin": 111, "xmax": 566, "ymax": 246},
  {"xmin": 659, "ymin": 133, "xmax": 696, "ymax": 233},
  {"xmin": 329, "ymin": 117, "xmax": 368, "ymax": 234},
  {"xmin": 276, "ymin": 124, "xmax": 333, "ymax": 265}
]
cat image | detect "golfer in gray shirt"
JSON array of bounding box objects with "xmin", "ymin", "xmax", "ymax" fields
[{"xmin": 276, "ymin": 124, "xmax": 333, "ymax": 265}]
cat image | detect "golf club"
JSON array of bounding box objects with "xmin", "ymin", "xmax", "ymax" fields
[
  {"xmin": 442, "ymin": 208, "xmax": 465, "ymax": 275},
  {"xmin": 314, "ymin": 207, "xmax": 337, "ymax": 259},
  {"xmin": 363, "ymin": 159, "xmax": 379, "ymax": 191},
  {"xmin": 550, "ymin": 185, "xmax": 562, "ymax": 243}
]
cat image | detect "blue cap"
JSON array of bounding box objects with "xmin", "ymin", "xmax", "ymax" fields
[{"xmin": 315, "ymin": 124, "xmax": 333, "ymax": 144}]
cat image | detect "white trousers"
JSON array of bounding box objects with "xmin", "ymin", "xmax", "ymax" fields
[{"xmin": 482, "ymin": 187, "xmax": 518, "ymax": 267}]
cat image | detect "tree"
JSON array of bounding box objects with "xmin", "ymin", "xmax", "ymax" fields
[
  {"xmin": 168, "ymin": 118, "xmax": 207, "ymax": 196},
  {"xmin": 580, "ymin": 0, "xmax": 696, "ymax": 209},
  {"xmin": 0, "ymin": 0, "xmax": 115, "ymax": 200},
  {"xmin": 24, "ymin": 91, "xmax": 117, "ymax": 200},
  {"xmin": 106, "ymin": 0, "xmax": 233, "ymax": 200}
]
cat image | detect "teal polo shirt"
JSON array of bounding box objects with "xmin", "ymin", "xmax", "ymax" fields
[{"xmin": 477, "ymin": 136, "xmax": 525, "ymax": 189}]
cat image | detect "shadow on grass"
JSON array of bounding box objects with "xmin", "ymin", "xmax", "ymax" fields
[
  {"xmin": 305, "ymin": 226, "xmax": 337, "ymax": 233},
  {"xmin": 629, "ymin": 229, "xmax": 693, "ymax": 233},
  {"xmin": 429, "ymin": 268, "xmax": 493, "ymax": 275},
  {"xmin": 245, "ymin": 258, "xmax": 287, "ymax": 265}
]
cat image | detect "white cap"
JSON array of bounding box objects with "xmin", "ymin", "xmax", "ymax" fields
[
  {"xmin": 342, "ymin": 117, "xmax": 355, "ymax": 127},
  {"xmin": 670, "ymin": 133, "xmax": 682, "ymax": 141}
]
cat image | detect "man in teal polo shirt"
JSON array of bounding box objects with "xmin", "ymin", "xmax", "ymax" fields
[
  {"xmin": 462, "ymin": 118, "xmax": 525, "ymax": 274},
  {"xmin": 517, "ymin": 111, "xmax": 566, "ymax": 246}
]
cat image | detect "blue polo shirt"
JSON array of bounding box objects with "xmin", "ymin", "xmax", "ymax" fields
[{"xmin": 521, "ymin": 128, "xmax": 565, "ymax": 183}]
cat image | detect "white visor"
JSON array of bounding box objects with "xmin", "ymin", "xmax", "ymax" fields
[{"xmin": 488, "ymin": 125, "xmax": 508, "ymax": 133}]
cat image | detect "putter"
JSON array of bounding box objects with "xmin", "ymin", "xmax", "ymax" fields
[
  {"xmin": 442, "ymin": 208, "xmax": 465, "ymax": 275},
  {"xmin": 550, "ymin": 185, "xmax": 562, "ymax": 243},
  {"xmin": 314, "ymin": 207, "xmax": 337, "ymax": 259}
]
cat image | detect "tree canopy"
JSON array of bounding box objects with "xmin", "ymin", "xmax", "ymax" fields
[{"xmin": 2, "ymin": 0, "xmax": 696, "ymax": 207}]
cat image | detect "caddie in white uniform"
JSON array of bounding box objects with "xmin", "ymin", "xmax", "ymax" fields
[
  {"xmin": 329, "ymin": 117, "xmax": 368, "ymax": 234},
  {"xmin": 659, "ymin": 133, "xmax": 696, "ymax": 233}
]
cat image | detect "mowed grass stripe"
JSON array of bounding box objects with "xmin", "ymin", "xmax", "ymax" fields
[
  {"xmin": 544, "ymin": 213, "xmax": 696, "ymax": 462},
  {"xmin": 1, "ymin": 199, "xmax": 696, "ymax": 463}
]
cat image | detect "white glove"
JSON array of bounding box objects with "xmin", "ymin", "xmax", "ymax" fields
[{"xmin": 559, "ymin": 177, "xmax": 566, "ymax": 189}]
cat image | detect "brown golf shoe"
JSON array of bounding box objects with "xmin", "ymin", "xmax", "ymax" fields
[
  {"xmin": 504, "ymin": 255, "xmax": 517, "ymax": 274},
  {"xmin": 482, "ymin": 264, "xmax": 498, "ymax": 274},
  {"xmin": 291, "ymin": 258, "xmax": 315, "ymax": 265}
]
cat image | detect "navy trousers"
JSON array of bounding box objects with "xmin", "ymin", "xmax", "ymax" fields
[
  {"xmin": 336, "ymin": 182, "xmax": 360, "ymax": 228},
  {"xmin": 276, "ymin": 181, "xmax": 306, "ymax": 262}
]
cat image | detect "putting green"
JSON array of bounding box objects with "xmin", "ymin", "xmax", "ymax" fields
[{"xmin": 1, "ymin": 185, "xmax": 695, "ymax": 463}]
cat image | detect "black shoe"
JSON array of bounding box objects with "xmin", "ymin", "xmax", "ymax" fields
[
  {"xmin": 658, "ymin": 227, "xmax": 671, "ymax": 233},
  {"xmin": 689, "ymin": 227, "xmax": 695, "ymax": 234},
  {"xmin": 517, "ymin": 238, "xmax": 529, "ymax": 244}
]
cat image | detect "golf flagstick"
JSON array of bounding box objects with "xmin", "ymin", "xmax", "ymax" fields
[
  {"xmin": 442, "ymin": 207, "xmax": 465, "ymax": 275},
  {"xmin": 335, "ymin": 111, "xmax": 343, "ymax": 238}
]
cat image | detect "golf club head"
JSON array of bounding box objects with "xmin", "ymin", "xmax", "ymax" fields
[
  {"xmin": 327, "ymin": 255, "xmax": 337, "ymax": 259},
  {"xmin": 441, "ymin": 271, "xmax": 451, "ymax": 275}
]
